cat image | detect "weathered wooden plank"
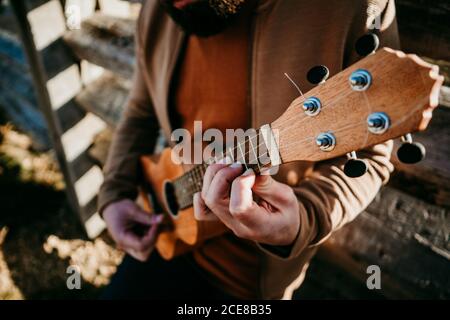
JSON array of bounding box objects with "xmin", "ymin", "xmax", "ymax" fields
[
  {"xmin": 23, "ymin": 0, "xmax": 51, "ymax": 13},
  {"xmin": 88, "ymin": 128, "xmax": 113, "ymax": 166},
  {"xmin": 424, "ymin": 58, "xmax": 450, "ymax": 86},
  {"xmin": 396, "ymin": 0, "xmax": 450, "ymax": 61},
  {"xmin": 81, "ymin": 12, "xmax": 136, "ymax": 38},
  {"xmin": 70, "ymin": 149, "xmax": 96, "ymax": 182},
  {"xmin": 439, "ymin": 86, "xmax": 450, "ymax": 108},
  {"xmin": 75, "ymin": 71, "xmax": 130, "ymax": 126},
  {"xmin": 63, "ymin": 15, "xmax": 135, "ymax": 78},
  {"xmin": 41, "ymin": 37, "xmax": 79, "ymax": 81},
  {"xmin": 55, "ymin": 98, "xmax": 86, "ymax": 133},
  {"xmin": 389, "ymin": 106, "xmax": 450, "ymax": 208},
  {"xmin": 62, "ymin": 3, "xmax": 449, "ymax": 85},
  {"xmin": 294, "ymin": 251, "xmax": 385, "ymax": 299},
  {"xmin": 367, "ymin": 188, "xmax": 448, "ymax": 255},
  {"xmin": 323, "ymin": 186, "xmax": 450, "ymax": 299},
  {"xmin": 61, "ymin": 113, "xmax": 107, "ymax": 162}
]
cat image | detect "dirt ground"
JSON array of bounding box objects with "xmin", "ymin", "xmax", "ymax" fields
[{"xmin": 0, "ymin": 124, "xmax": 123, "ymax": 299}]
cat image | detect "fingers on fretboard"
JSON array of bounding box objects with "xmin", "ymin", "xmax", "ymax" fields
[{"xmin": 221, "ymin": 129, "xmax": 271, "ymax": 174}]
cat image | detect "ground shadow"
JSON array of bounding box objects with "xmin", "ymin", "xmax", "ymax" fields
[{"xmin": 0, "ymin": 152, "xmax": 104, "ymax": 299}]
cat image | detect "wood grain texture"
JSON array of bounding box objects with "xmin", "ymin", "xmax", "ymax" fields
[
  {"xmin": 140, "ymin": 149, "xmax": 200, "ymax": 260},
  {"xmin": 390, "ymin": 106, "xmax": 450, "ymax": 208},
  {"xmin": 396, "ymin": 0, "xmax": 450, "ymax": 61},
  {"xmin": 322, "ymin": 186, "xmax": 450, "ymax": 299},
  {"xmin": 82, "ymin": 12, "xmax": 136, "ymax": 38},
  {"xmin": 75, "ymin": 71, "xmax": 130, "ymax": 127},
  {"xmin": 272, "ymin": 48, "xmax": 444, "ymax": 163},
  {"xmin": 63, "ymin": 15, "xmax": 135, "ymax": 79}
]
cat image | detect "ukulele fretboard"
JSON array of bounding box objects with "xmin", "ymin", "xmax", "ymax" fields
[{"xmin": 172, "ymin": 128, "xmax": 273, "ymax": 209}]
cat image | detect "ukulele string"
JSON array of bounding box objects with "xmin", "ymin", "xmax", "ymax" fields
[
  {"xmin": 177, "ymin": 73, "xmax": 306, "ymax": 184},
  {"xmin": 177, "ymin": 69, "xmax": 414, "ymax": 189},
  {"xmin": 284, "ymin": 72, "xmax": 305, "ymax": 98},
  {"xmin": 177, "ymin": 106, "xmax": 415, "ymax": 200},
  {"xmin": 194, "ymin": 73, "xmax": 308, "ymax": 168},
  {"xmin": 179, "ymin": 97, "xmax": 335, "ymax": 187},
  {"xmin": 177, "ymin": 75, "xmax": 307, "ymax": 186},
  {"xmin": 190, "ymin": 93, "xmax": 419, "ymax": 186},
  {"xmin": 278, "ymin": 103, "xmax": 418, "ymax": 152}
]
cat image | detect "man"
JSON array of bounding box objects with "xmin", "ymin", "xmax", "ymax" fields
[{"xmin": 99, "ymin": 0, "xmax": 399, "ymax": 299}]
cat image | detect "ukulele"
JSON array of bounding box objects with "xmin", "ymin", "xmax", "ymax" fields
[{"xmin": 139, "ymin": 46, "xmax": 443, "ymax": 260}]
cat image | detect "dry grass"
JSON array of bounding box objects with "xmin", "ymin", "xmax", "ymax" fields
[{"xmin": 0, "ymin": 125, "xmax": 123, "ymax": 300}]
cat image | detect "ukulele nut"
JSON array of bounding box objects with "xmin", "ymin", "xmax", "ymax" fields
[
  {"xmin": 303, "ymin": 97, "xmax": 322, "ymax": 116},
  {"xmin": 316, "ymin": 132, "xmax": 336, "ymax": 151},
  {"xmin": 349, "ymin": 69, "xmax": 372, "ymax": 91},
  {"xmin": 367, "ymin": 112, "xmax": 390, "ymax": 134}
]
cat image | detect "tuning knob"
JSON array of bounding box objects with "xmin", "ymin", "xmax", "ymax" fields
[
  {"xmin": 355, "ymin": 33, "xmax": 380, "ymax": 56},
  {"xmin": 307, "ymin": 65, "xmax": 329, "ymax": 85},
  {"xmin": 344, "ymin": 151, "xmax": 368, "ymax": 178},
  {"xmin": 397, "ymin": 134, "xmax": 426, "ymax": 164}
]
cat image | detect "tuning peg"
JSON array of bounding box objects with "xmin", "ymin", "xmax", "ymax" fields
[
  {"xmin": 355, "ymin": 33, "xmax": 380, "ymax": 56},
  {"xmin": 349, "ymin": 69, "xmax": 372, "ymax": 91},
  {"xmin": 397, "ymin": 134, "xmax": 426, "ymax": 164},
  {"xmin": 344, "ymin": 151, "xmax": 368, "ymax": 178},
  {"xmin": 307, "ymin": 65, "xmax": 329, "ymax": 85}
]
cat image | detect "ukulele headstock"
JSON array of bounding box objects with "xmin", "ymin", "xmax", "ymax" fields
[{"xmin": 271, "ymin": 48, "xmax": 444, "ymax": 166}]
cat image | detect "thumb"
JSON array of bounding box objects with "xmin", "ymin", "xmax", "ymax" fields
[
  {"xmin": 193, "ymin": 192, "xmax": 218, "ymax": 221},
  {"xmin": 252, "ymin": 174, "xmax": 274, "ymax": 194},
  {"xmin": 252, "ymin": 174, "xmax": 287, "ymax": 203},
  {"xmin": 129, "ymin": 206, "xmax": 164, "ymax": 226}
]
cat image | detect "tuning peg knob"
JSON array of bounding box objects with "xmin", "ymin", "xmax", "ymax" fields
[
  {"xmin": 303, "ymin": 97, "xmax": 321, "ymax": 116},
  {"xmin": 344, "ymin": 151, "xmax": 368, "ymax": 178},
  {"xmin": 397, "ymin": 134, "xmax": 426, "ymax": 164},
  {"xmin": 316, "ymin": 132, "xmax": 336, "ymax": 151},
  {"xmin": 350, "ymin": 69, "xmax": 372, "ymax": 91},
  {"xmin": 355, "ymin": 33, "xmax": 380, "ymax": 56},
  {"xmin": 307, "ymin": 65, "xmax": 329, "ymax": 85}
]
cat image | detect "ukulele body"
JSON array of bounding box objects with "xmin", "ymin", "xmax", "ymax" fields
[{"xmin": 139, "ymin": 148, "xmax": 200, "ymax": 260}]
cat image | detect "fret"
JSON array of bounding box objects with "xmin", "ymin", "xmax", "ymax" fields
[
  {"xmin": 237, "ymin": 141, "xmax": 248, "ymax": 170},
  {"xmin": 198, "ymin": 166, "xmax": 204, "ymax": 191},
  {"xmin": 172, "ymin": 128, "xmax": 273, "ymax": 210},
  {"xmin": 228, "ymin": 146, "xmax": 235, "ymax": 163},
  {"xmin": 248, "ymin": 135, "xmax": 261, "ymax": 172},
  {"xmin": 193, "ymin": 165, "xmax": 202, "ymax": 193},
  {"xmin": 191, "ymin": 169, "xmax": 198, "ymax": 192},
  {"xmin": 178, "ymin": 175, "xmax": 186, "ymax": 208}
]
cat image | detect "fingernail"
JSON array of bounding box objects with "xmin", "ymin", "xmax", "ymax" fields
[
  {"xmin": 230, "ymin": 161, "xmax": 242, "ymax": 169},
  {"xmin": 217, "ymin": 156, "xmax": 232, "ymax": 165},
  {"xmin": 242, "ymin": 168, "xmax": 254, "ymax": 176},
  {"xmin": 153, "ymin": 215, "xmax": 164, "ymax": 224}
]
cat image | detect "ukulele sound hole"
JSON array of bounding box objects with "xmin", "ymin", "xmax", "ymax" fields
[{"xmin": 163, "ymin": 180, "xmax": 179, "ymax": 217}]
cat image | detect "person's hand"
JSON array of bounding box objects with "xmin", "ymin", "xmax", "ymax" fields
[
  {"xmin": 193, "ymin": 162, "xmax": 300, "ymax": 246},
  {"xmin": 103, "ymin": 199, "xmax": 163, "ymax": 261}
]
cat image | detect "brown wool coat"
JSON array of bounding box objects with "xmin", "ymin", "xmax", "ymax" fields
[{"xmin": 99, "ymin": 0, "xmax": 400, "ymax": 299}]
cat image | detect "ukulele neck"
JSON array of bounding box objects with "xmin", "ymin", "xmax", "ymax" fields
[{"xmin": 172, "ymin": 125, "xmax": 280, "ymax": 209}]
